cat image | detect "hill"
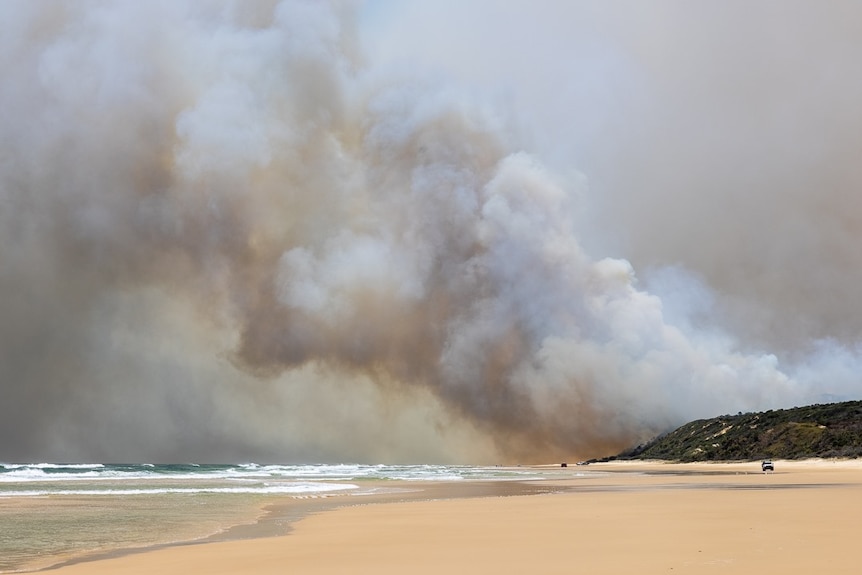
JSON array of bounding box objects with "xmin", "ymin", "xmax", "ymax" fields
[{"xmin": 620, "ymin": 400, "xmax": 862, "ymax": 462}]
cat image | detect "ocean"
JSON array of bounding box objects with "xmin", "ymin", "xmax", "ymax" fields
[{"xmin": 0, "ymin": 462, "xmax": 560, "ymax": 572}]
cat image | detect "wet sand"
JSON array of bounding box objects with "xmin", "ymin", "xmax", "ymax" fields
[{"xmin": 43, "ymin": 460, "xmax": 862, "ymax": 574}]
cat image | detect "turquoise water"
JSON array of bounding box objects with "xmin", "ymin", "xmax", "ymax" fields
[
  {"xmin": 0, "ymin": 463, "xmax": 552, "ymax": 572},
  {"xmin": 0, "ymin": 491, "xmax": 265, "ymax": 572}
]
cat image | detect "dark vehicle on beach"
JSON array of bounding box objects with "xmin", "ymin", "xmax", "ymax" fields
[{"xmin": 761, "ymin": 460, "xmax": 774, "ymax": 472}]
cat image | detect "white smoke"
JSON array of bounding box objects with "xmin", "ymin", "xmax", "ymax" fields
[{"xmin": 0, "ymin": 0, "xmax": 860, "ymax": 463}]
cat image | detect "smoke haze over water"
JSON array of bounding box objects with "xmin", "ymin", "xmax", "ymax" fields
[{"xmin": 1, "ymin": 0, "xmax": 861, "ymax": 463}]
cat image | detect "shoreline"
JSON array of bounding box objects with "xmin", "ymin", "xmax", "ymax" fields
[
  {"xmin": 18, "ymin": 459, "xmax": 862, "ymax": 574},
  {"xmin": 27, "ymin": 476, "xmax": 564, "ymax": 573}
]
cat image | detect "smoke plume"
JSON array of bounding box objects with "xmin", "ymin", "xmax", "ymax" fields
[{"xmin": 1, "ymin": 0, "xmax": 860, "ymax": 463}]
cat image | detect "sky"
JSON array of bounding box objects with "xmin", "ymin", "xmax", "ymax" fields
[{"xmin": 1, "ymin": 0, "xmax": 861, "ymax": 464}]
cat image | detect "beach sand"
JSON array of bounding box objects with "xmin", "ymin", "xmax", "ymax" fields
[{"xmin": 44, "ymin": 460, "xmax": 862, "ymax": 575}]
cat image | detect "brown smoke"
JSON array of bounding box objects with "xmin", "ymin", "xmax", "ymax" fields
[{"xmin": 1, "ymin": 1, "xmax": 858, "ymax": 463}]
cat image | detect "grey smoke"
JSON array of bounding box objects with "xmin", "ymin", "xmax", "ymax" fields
[{"xmin": 1, "ymin": 0, "xmax": 860, "ymax": 463}]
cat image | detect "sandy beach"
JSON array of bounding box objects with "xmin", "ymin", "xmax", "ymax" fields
[{"xmin": 34, "ymin": 459, "xmax": 862, "ymax": 575}]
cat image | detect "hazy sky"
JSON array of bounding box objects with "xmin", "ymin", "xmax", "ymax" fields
[
  {"xmin": 1, "ymin": 1, "xmax": 861, "ymax": 463},
  {"xmin": 366, "ymin": 0, "xmax": 862, "ymax": 351}
]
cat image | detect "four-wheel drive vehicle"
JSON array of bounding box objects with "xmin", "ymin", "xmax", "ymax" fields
[{"xmin": 761, "ymin": 460, "xmax": 774, "ymax": 472}]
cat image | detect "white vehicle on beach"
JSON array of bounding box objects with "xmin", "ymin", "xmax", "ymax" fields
[{"xmin": 761, "ymin": 460, "xmax": 774, "ymax": 472}]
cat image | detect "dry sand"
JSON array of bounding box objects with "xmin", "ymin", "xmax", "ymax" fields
[{"xmin": 46, "ymin": 460, "xmax": 862, "ymax": 575}]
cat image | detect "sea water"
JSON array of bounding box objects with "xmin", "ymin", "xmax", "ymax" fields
[{"xmin": 0, "ymin": 463, "xmax": 551, "ymax": 572}]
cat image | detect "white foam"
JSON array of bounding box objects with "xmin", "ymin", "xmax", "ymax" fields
[
  {"xmin": 0, "ymin": 481, "xmax": 359, "ymax": 497},
  {"xmin": 0, "ymin": 463, "xmax": 550, "ymax": 489}
]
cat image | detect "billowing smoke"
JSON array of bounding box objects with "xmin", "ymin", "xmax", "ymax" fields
[{"xmin": 1, "ymin": 1, "xmax": 860, "ymax": 463}]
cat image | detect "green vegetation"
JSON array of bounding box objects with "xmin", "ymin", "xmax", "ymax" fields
[{"xmin": 619, "ymin": 400, "xmax": 862, "ymax": 462}]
